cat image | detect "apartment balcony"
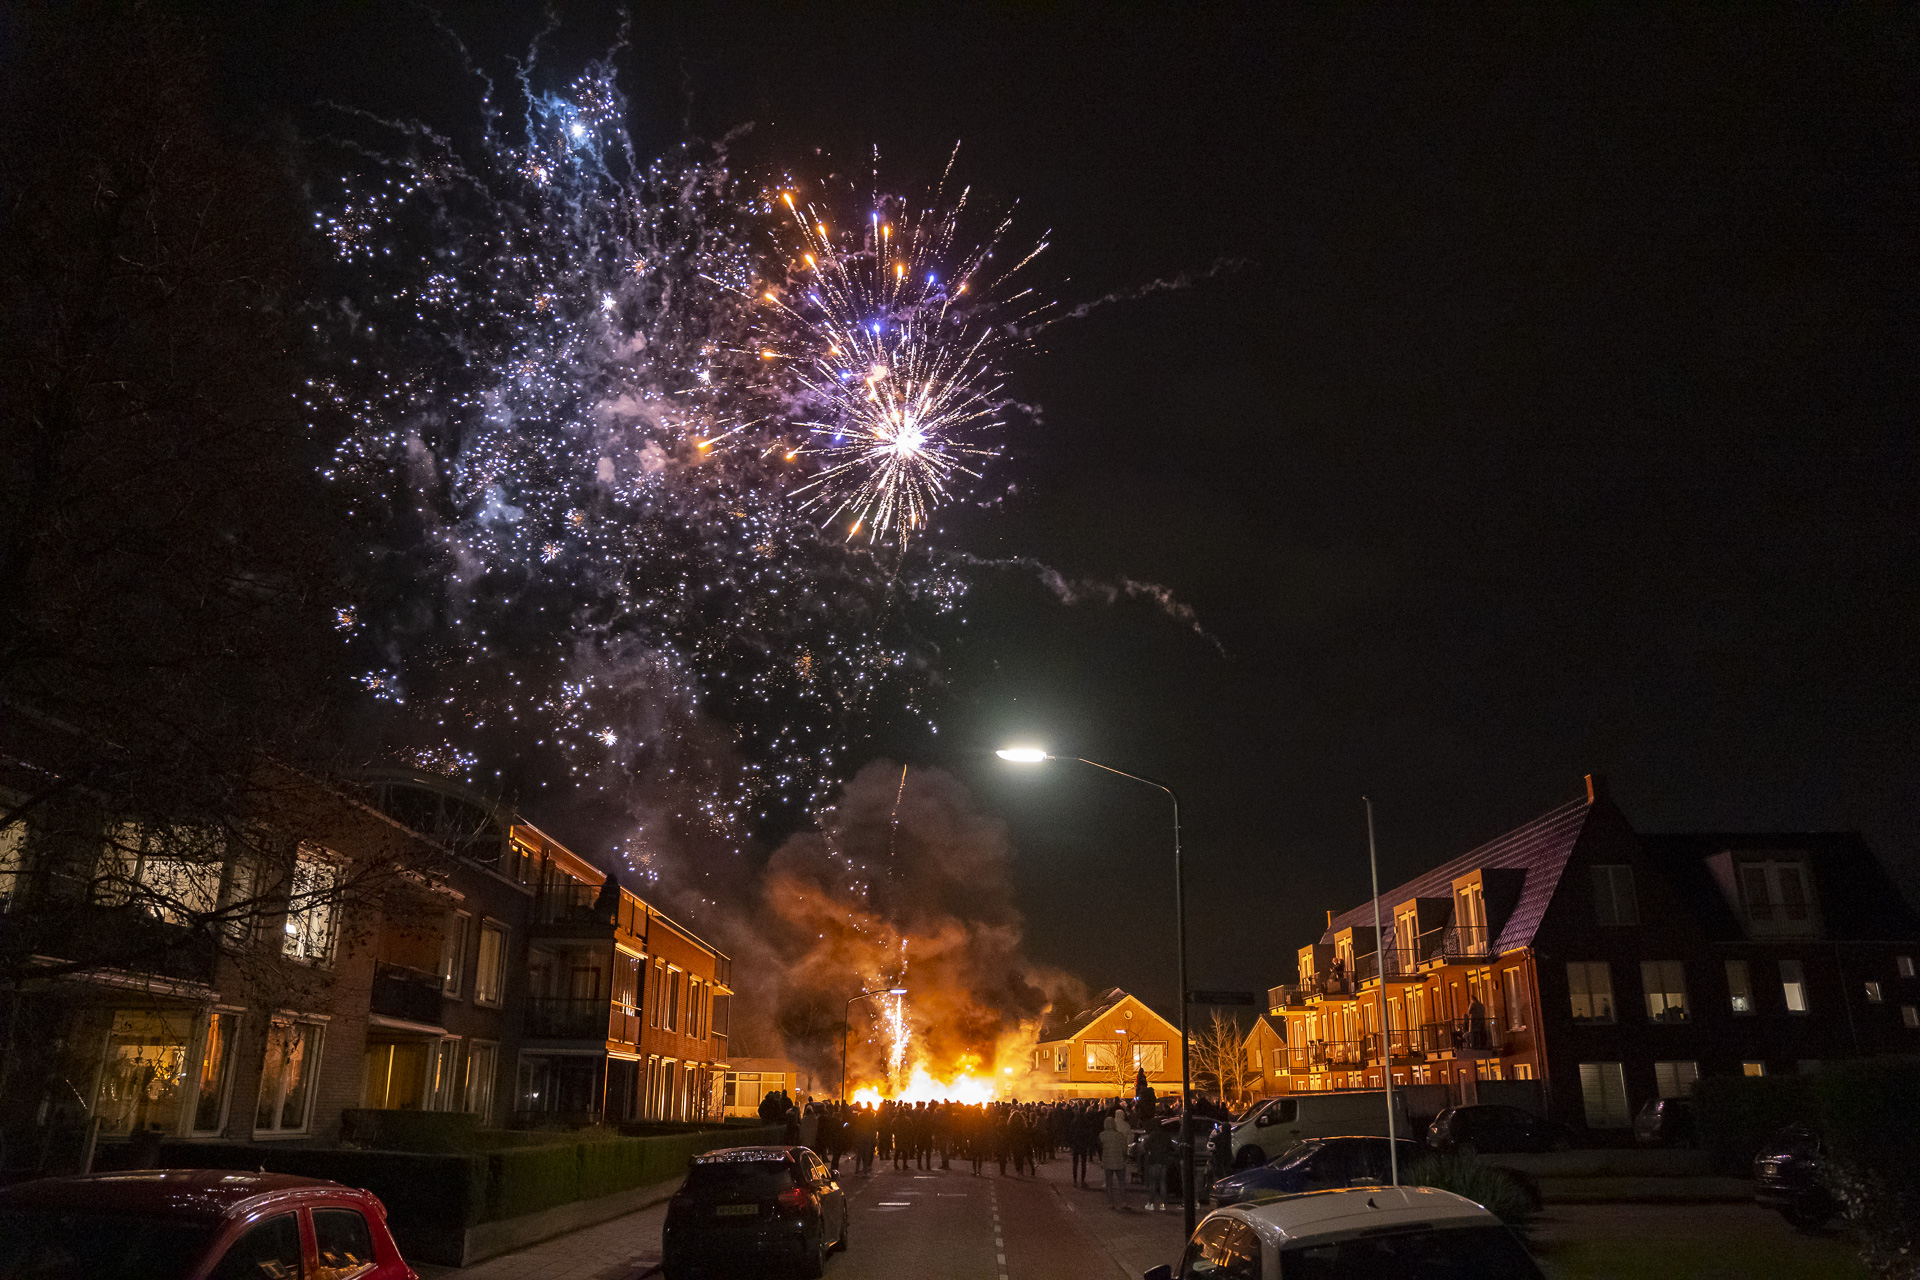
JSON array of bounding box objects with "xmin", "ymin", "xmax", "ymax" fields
[
  {"xmin": 369, "ymin": 962, "xmax": 444, "ymax": 1028},
  {"xmin": 1413, "ymin": 923, "xmax": 1494, "ymax": 968},
  {"xmin": 522, "ymin": 996, "xmax": 644, "ymax": 1046},
  {"xmin": 532, "ymin": 883, "xmax": 612, "ymax": 928},
  {"xmin": 1304, "ymin": 972, "xmax": 1358, "ymax": 1004},
  {"xmin": 1268, "ymin": 984, "xmax": 1308, "ymax": 1015},
  {"xmin": 1305, "ymin": 1039, "xmax": 1366, "ymax": 1068},
  {"xmin": 1419, "ymin": 1019, "xmax": 1506, "ymax": 1058}
]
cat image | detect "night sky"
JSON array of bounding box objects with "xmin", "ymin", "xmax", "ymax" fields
[{"xmin": 214, "ymin": 4, "xmax": 1916, "ymax": 1013}]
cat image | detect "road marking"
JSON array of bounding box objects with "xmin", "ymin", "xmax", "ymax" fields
[{"xmin": 876, "ymin": 1201, "xmax": 913, "ymax": 1207}]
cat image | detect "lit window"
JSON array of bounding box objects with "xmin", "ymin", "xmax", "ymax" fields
[
  {"xmin": 1743, "ymin": 1061, "xmax": 1767, "ymax": 1077},
  {"xmin": 466, "ymin": 1042, "xmax": 498, "ymax": 1122},
  {"xmin": 1086, "ymin": 1042, "xmax": 1119, "ymax": 1072},
  {"xmin": 193, "ymin": 1011, "xmax": 237, "ymax": 1134},
  {"xmin": 1578, "ymin": 1062, "xmax": 1630, "ymax": 1127},
  {"xmin": 474, "ymin": 921, "xmax": 507, "ymax": 1005},
  {"xmin": 1591, "ymin": 865, "xmax": 1639, "ymax": 926},
  {"xmin": 1865, "ymin": 981, "xmax": 1883, "ymax": 1003},
  {"xmin": 1654, "ymin": 1060, "xmax": 1699, "ymax": 1098},
  {"xmin": 282, "ymin": 846, "xmax": 343, "ymax": 966},
  {"xmin": 1779, "ymin": 959, "xmax": 1809, "ymax": 1013},
  {"xmin": 98, "ymin": 824, "xmax": 225, "ymax": 926},
  {"xmin": 1642, "ymin": 961, "xmax": 1689, "ymax": 1023},
  {"xmin": 1726, "ymin": 960, "xmax": 1755, "ymax": 1014},
  {"xmin": 1135, "ymin": 1042, "xmax": 1167, "ymax": 1074},
  {"xmin": 1502, "ymin": 968, "xmax": 1529, "ymax": 1030},
  {"xmin": 1567, "ymin": 961, "xmax": 1616, "ymax": 1024},
  {"xmin": 0, "ymin": 820, "xmax": 25, "ymax": 907}
]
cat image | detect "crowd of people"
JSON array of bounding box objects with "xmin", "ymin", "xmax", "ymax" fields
[{"xmin": 765, "ymin": 1072, "xmax": 1238, "ymax": 1213}]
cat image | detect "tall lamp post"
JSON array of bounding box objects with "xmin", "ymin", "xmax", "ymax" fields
[
  {"xmin": 997, "ymin": 747, "xmax": 1197, "ymax": 1234},
  {"xmin": 842, "ymin": 987, "xmax": 909, "ymax": 1104}
]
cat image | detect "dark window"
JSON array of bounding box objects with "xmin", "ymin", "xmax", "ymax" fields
[
  {"xmin": 209, "ymin": 1213, "xmax": 304, "ymax": 1280},
  {"xmin": 313, "ymin": 1208, "xmax": 376, "ymax": 1278},
  {"xmin": 1281, "ymin": 1223, "xmax": 1542, "ymax": 1279},
  {"xmin": 683, "ymin": 1160, "xmax": 798, "ymax": 1200},
  {"xmin": 0, "ymin": 1209, "xmax": 215, "ymax": 1279},
  {"xmin": 1178, "ymin": 1216, "xmax": 1262, "ymax": 1279}
]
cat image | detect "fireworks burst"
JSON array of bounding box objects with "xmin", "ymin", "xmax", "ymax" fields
[
  {"xmin": 749, "ymin": 164, "xmax": 1048, "ymax": 544},
  {"xmin": 307, "ymin": 57, "xmax": 1018, "ymax": 847}
]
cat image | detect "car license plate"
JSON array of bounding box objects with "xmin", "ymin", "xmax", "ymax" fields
[{"xmin": 714, "ymin": 1204, "xmax": 759, "ymax": 1217}]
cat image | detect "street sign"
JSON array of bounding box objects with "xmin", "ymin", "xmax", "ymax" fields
[{"xmin": 1187, "ymin": 989, "xmax": 1258, "ymax": 1006}]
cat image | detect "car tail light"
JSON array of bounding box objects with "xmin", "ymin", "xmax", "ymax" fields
[{"xmin": 775, "ymin": 1186, "xmax": 814, "ymax": 1213}]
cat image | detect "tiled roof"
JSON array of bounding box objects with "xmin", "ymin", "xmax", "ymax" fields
[
  {"xmin": 1039, "ymin": 987, "xmax": 1129, "ymax": 1042},
  {"xmin": 1320, "ymin": 795, "xmax": 1593, "ymax": 954}
]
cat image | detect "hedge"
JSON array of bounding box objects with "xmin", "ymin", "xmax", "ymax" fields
[{"xmin": 98, "ymin": 1123, "xmax": 785, "ymax": 1265}]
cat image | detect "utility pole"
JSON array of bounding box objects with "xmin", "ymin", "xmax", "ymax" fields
[{"xmin": 1365, "ymin": 796, "xmax": 1400, "ymax": 1186}]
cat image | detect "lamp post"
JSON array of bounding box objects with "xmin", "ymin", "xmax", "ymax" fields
[
  {"xmin": 842, "ymin": 987, "xmax": 909, "ymax": 1104},
  {"xmin": 997, "ymin": 747, "xmax": 1196, "ymax": 1234}
]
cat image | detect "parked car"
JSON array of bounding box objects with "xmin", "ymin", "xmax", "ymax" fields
[
  {"xmin": 662, "ymin": 1145, "xmax": 849, "ymax": 1279},
  {"xmin": 1126, "ymin": 1117, "xmax": 1191, "ymax": 1195},
  {"xmin": 0, "ymin": 1168, "xmax": 416, "ymax": 1280},
  {"xmin": 1145, "ymin": 1184, "xmax": 1545, "ymax": 1280},
  {"xmin": 1753, "ymin": 1124, "xmax": 1836, "ymax": 1231},
  {"xmin": 1208, "ymin": 1136, "xmax": 1426, "ymax": 1207},
  {"xmin": 1426, "ymin": 1104, "xmax": 1568, "ymax": 1154},
  {"xmin": 1632, "ymin": 1096, "xmax": 1696, "ymax": 1147},
  {"xmin": 1217, "ymin": 1092, "xmax": 1412, "ymax": 1169}
]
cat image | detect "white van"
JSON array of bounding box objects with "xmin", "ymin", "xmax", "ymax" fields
[{"xmin": 1220, "ymin": 1091, "xmax": 1413, "ymax": 1167}]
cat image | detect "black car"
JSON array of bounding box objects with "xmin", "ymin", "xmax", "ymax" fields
[
  {"xmin": 1208, "ymin": 1135, "xmax": 1427, "ymax": 1206},
  {"xmin": 1426, "ymin": 1105, "xmax": 1567, "ymax": 1154},
  {"xmin": 663, "ymin": 1145, "xmax": 850, "ymax": 1278},
  {"xmin": 1632, "ymin": 1096, "xmax": 1696, "ymax": 1147},
  {"xmin": 1753, "ymin": 1124, "xmax": 1836, "ymax": 1231}
]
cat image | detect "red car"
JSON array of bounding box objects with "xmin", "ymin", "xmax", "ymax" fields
[{"xmin": 0, "ymin": 1169, "xmax": 417, "ymax": 1280}]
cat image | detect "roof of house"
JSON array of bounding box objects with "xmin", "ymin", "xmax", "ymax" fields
[
  {"xmin": 1319, "ymin": 794, "xmax": 1594, "ymax": 953},
  {"xmin": 1243, "ymin": 1013, "xmax": 1287, "ymax": 1043},
  {"xmin": 1039, "ymin": 987, "xmax": 1180, "ymax": 1043}
]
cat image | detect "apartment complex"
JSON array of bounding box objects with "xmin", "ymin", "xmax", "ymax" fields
[
  {"xmin": 1029, "ymin": 988, "xmax": 1185, "ymax": 1100},
  {"xmin": 1263, "ymin": 778, "xmax": 1920, "ymax": 1134},
  {"xmin": 0, "ymin": 767, "xmax": 733, "ymax": 1174}
]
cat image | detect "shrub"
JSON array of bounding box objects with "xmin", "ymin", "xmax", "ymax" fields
[
  {"xmin": 1409, "ymin": 1151, "xmax": 1540, "ymax": 1225},
  {"xmin": 1693, "ymin": 1072, "xmax": 1815, "ymax": 1174}
]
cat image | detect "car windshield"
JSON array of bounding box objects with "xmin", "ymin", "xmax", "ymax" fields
[
  {"xmin": 0, "ymin": 1208, "xmax": 216, "ymax": 1280},
  {"xmin": 1235, "ymin": 1101, "xmax": 1270, "ymax": 1124},
  {"xmin": 1279, "ymin": 1223, "xmax": 1542, "ymax": 1279},
  {"xmin": 1273, "ymin": 1142, "xmax": 1323, "ymax": 1170},
  {"xmin": 684, "ymin": 1161, "xmax": 797, "ymax": 1199}
]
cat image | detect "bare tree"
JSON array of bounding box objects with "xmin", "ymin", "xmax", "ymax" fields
[{"xmin": 1189, "ymin": 1010, "xmax": 1260, "ymax": 1111}]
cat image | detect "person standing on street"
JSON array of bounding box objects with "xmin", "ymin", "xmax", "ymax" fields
[
  {"xmin": 1143, "ymin": 1122, "xmax": 1175, "ymax": 1212},
  {"xmin": 1099, "ymin": 1115, "xmax": 1130, "ymax": 1211}
]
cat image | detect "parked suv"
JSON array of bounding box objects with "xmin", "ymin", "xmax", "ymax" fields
[
  {"xmin": 0, "ymin": 1169, "xmax": 417, "ymax": 1280},
  {"xmin": 1753, "ymin": 1124, "xmax": 1836, "ymax": 1231},
  {"xmin": 1147, "ymin": 1185, "xmax": 1544, "ymax": 1280},
  {"xmin": 1426, "ymin": 1104, "xmax": 1567, "ymax": 1154},
  {"xmin": 1208, "ymin": 1136, "xmax": 1426, "ymax": 1207},
  {"xmin": 1632, "ymin": 1097, "xmax": 1696, "ymax": 1147}
]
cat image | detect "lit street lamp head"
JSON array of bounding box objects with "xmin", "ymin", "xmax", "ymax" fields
[
  {"xmin": 887, "ymin": 987, "xmax": 909, "ymax": 995},
  {"xmin": 996, "ymin": 747, "xmax": 1050, "ymax": 763}
]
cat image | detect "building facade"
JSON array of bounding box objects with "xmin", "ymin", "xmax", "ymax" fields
[
  {"xmin": 1262, "ymin": 778, "xmax": 1920, "ymax": 1135},
  {"xmin": 1030, "ymin": 988, "xmax": 1186, "ymax": 1100},
  {"xmin": 0, "ymin": 766, "xmax": 735, "ymax": 1175}
]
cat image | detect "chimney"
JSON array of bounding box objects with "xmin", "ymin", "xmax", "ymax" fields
[
  {"xmin": 1585, "ymin": 773, "xmax": 1609, "ymax": 805},
  {"xmin": 1326, "ymin": 909, "xmax": 1334, "ymax": 929}
]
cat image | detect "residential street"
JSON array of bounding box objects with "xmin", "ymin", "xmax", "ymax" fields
[{"xmin": 420, "ymin": 1154, "xmax": 1190, "ymax": 1280}]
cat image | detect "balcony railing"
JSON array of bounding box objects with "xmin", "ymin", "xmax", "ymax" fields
[
  {"xmin": 1304, "ymin": 972, "xmax": 1357, "ymax": 1000},
  {"xmin": 1411, "ymin": 923, "xmax": 1493, "ymax": 965},
  {"xmin": 1268, "ymin": 984, "xmax": 1308, "ymax": 1014},
  {"xmin": 533, "ymin": 882, "xmax": 611, "ymax": 927},
  {"xmin": 524, "ymin": 996, "xmax": 611, "ymax": 1039},
  {"xmin": 370, "ymin": 962, "xmax": 444, "ymax": 1027},
  {"xmin": 1421, "ymin": 1019, "xmax": 1505, "ymax": 1056},
  {"xmin": 1305, "ymin": 1039, "xmax": 1366, "ymax": 1067}
]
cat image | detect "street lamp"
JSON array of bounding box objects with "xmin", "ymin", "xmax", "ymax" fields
[
  {"xmin": 997, "ymin": 747, "xmax": 1197, "ymax": 1234},
  {"xmin": 842, "ymin": 987, "xmax": 909, "ymax": 1104}
]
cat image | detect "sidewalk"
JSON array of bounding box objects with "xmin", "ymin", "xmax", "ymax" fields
[
  {"xmin": 413, "ymin": 1180, "xmax": 679, "ymax": 1280},
  {"xmin": 1024, "ymin": 1155, "xmax": 1188, "ymax": 1279}
]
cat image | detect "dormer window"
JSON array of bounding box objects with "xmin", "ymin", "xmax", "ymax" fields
[{"xmin": 1741, "ymin": 860, "xmax": 1816, "ymax": 937}]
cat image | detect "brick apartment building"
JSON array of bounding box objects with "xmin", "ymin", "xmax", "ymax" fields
[
  {"xmin": 0, "ymin": 766, "xmax": 733, "ymax": 1174},
  {"xmin": 1264, "ymin": 777, "xmax": 1920, "ymax": 1135}
]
